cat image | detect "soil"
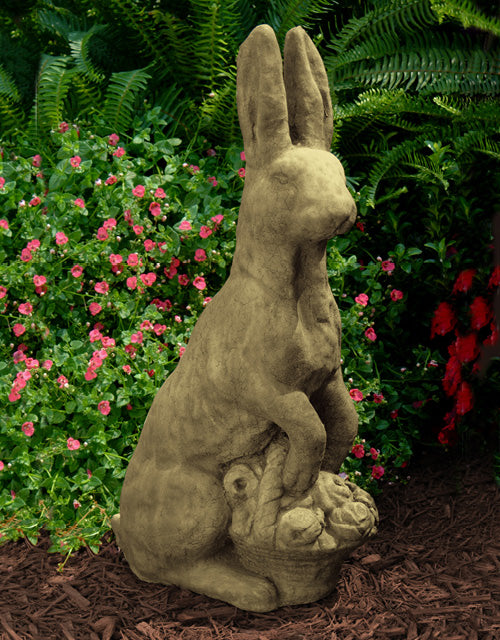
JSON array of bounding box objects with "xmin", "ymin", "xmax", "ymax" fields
[{"xmin": 1, "ymin": 448, "xmax": 499, "ymax": 640}]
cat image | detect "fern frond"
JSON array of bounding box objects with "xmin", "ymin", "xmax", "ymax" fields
[
  {"xmin": 430, "ymin": 0, "xmax": 500, "ymax": 36},
  {"xmin": 102, "ymin": 67, "xmax": 151, "ymax": 132},
  {"xmin": 0, "ymin": 65, "xmax": 20, "ymax": 102},
  {"xmin": 34, "ymin": 54, "xmax": 74, "ymax": 131},
  {"xmin": 188, "ymin": 0, "xmax": 232, "ymax": 91},
  {"xmin": 365, "ymin": 135, "xmax": 429, "ymax": 205},
  {"xmin": 328, "ymin": 0, "xmax": 437, "ymax": 56},
  {"xmin": 199, "ymin": 65, "xmax": 239, "ymax": 144},
  {"xmin": 330, "ymin": 31, "xmax": 500, "ymax": 95},
  {"xmin": 264, "ymin": 0, "xmax": 331, "ymax": 45},
  {"xmin": 155, "ymin": 83, "xmax": 199, "ymax": 140},
  {"xmin": 452, "ymin": 129, "xmax": 500, "ymax": 161},
  {"xmin": 37, "ymin": 5, "xmax": 89, "ymax": 41},
  {"xmin": 69, "ymin": 25, "xmax": 106, "ymax": 83}
]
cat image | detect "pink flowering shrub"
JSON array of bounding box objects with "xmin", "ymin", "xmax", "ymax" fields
[{"xmin": 0, "ymin": 118, "xmax": 241, "ymax": 552}]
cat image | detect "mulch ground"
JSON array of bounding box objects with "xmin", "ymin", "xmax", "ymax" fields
[{"xmin": 1, "ymin": 448, "xmax": 499, "ymax": 640}]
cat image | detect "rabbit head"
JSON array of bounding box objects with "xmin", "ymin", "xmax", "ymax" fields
[{"xmin": 236, "ymin": 25, "xmax": 356, "ymax": 246}]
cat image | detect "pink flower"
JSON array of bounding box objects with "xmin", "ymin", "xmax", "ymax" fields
[
  {"xmin": 193, "ymin": 276, "xmax": 206, "ymax": 290},
  {"xmin": 371, "ymin": 465, "xmax": 385, "ymax": 479},
  {"xmin": 240, "ymin": 151, "xmax": 246, "ymax": 161},
  {"xmin": 108, "ymin": 133, "xmax": 120, "ymax": 146},
  {"xmin": 43, "ymin": 359, "xmax": 53, "ymax": 370},
  {"xmin": 85, "ymin": 367, "xmax": 97, "ymax": 381},
  {"xmin": 94, "ymin": 281, "xmax": 109, "ymax": 294},
  {"xmin": 189, "ymin": 164, "xmax": 200, "ymax": 173},
  {"xmin": 132, "ymin": 185, "xmax": 145, "ymax": 197},
  {"xmin": 208, "ymin": 176, "xmax": 218, "ymax": 187},
  {"xmin": 113, "ymin": 147, "xmax": 125, "ymax": 158},
  {"xmin": 13, "ymin": 324, "xmax": 26, "ymax": 337},
  {"xmin": 0, "ymin": 286, "xmax": 7, "ymax": 298},
  {"xmin": 381, "ymin": 260, "xmax": 395, "ymax": 273},
  {"xmin": 349, "ymin": 388, "xmax": 363, "ymax": 402},
  {"xmin": 0, "ymin": 461, "xmax": 4, "ymax": 471},
  {"xmin": 390, "ymin": 289, "xmax": 403, "ymax": 301},
  {"xmin": 356, "ymin": 221, "xmax": 365, "ymax": 232},
  {"xmin": 103, "ymin": 218, "xmax": 117, "ymax": 229},
  {"xmin": 126, "ymin": 276, "xmax": 137, "ymax": 290},
  {"xmin": 372, "ymin": 393, "xmax": 384, "ymax": 404},
  {"xmin": 19, "ymin": 302, "xmax": 33, "ymax": 315},
  {"xmin": 200, "ymin": 226, "xmax": 212, "ymax": 238},
  {"xmin": 105, "ymin": 175, "xmax": 117, "ymax": 185},
  {"xmin": 126, "ymin": 253, "xmax": 139, "ymax": 267},
  {"xmin": 70, "ymin": 156, "xmax": 81, "ymax": 168},
  {"xmin": 55, "ymin": 232, "xmax": 69, "ymax": 246},
  {"xmin": 179, "ymin": 346, "xmax": 186, "ymax": 357},
  {"xmin": 149, "ymin": 202, "xmax": 161, "ymax": 217},
  {"xmin": 155, "ymin": 188, "xmax": 166, "ymax": 199},
  {"xmin": 28, "ymin": 239, "xmax": 40, "ymax": 252},
  {"xmin": 351, "ymin": 444, "xmax": 365, "ymax": 458},
  {"xmin": 370, "ymin": 447, "xmax": 379, "ymax": 460},
  {"xmin": 57, "ymin": 375, "xmax": 69, "ymax": 388},
  {"xmin": 178, "ymin": 274, "xmax": 190, "ymax": 286},
  {"xmin": 144, "ymin": 239, "xmax": 156, "ymax": 251},
  {"xmin": 140, "ymin": 272, "xmax": 156, "ymax": 286},
  {"xmin": 97, "ymin": 227, "xmax": 109, "ymax": 241},
  {"xmin": 211, "ymin": 214, "xmax": 224, "ymax": 225},
  {"xmin": 33, "ymin": 275, "xmax": 46, "ymax": 287},
  {"xmin": 123, "ymin": 365, "xmax": 132, "ymax": 374},
  {"xmin": 71, "ymin": 264, "xmax": 83, "ymax": 277},
  {"xmin": 206, "ymin": 148, "xmax": 216, "ymax": 156},
  {"xmin": 89, "ymin": 302, "xmax": 102, "ymax": 316},
  {"xmin": 238, "ymin": 168, "xmax": 246, "ymax": 178},
  {"xmin": 355, "ymin": 293, "xmax": 369, "ymax": 306},
  {"xmin": 32, "ymin": 155, "xmax": 42, "ymax": 167},
  {"xmin": 131, "ymin": 331, "xmax": 143, "ymax": 344},
  {"xmin": 109, "ymin": 254, "xmax": 123, "ymax": 266},
  {"xmin": 194, "ymin": 248, "xmax": 207, "ymax": 262},
  {"xmin": 67, "ymin": 437, "xmax": 80, "ymax": 450},
  {"xmin": 29, "ymin": 196, "xmax": 41, "ymax": 207},
  {"xmin": 21, "ymin": 248, "xmax": 33, "ymax": 262},
  {"xmin": 390, "ymin": 409, "xmax": 399, "ymax": 419},
  {"xmin": 0, "ymin": 177, "xmax": 6, "ymax": 190},
  {"xmin": 0, "ymin": 219, "xmax": 8, "ymax": 230},
  {"xmin": 22, "ymin": 421, "xmax": 35, "ymax": 436},
  {"xmin": 25, "ymin": 358, "xmax": 40, "ymax": 369},
  {"xmin": 179, "ymin": 220, "xmax": 192, "ymax": 231},
  {"xmin": 73, "ymin": 500, "xmax": 81, "ymax": 509},
  {"xmin": 59, "ymin": 121, "xmax": 69, "ymax": 132},
  {"xmin": 365, "ymin": 327, "xmax": 377, "ymax": 341},
  {"xmin": 153, "ymin": 323, "xmax": 166, "ymax": 336},
  {"xmin": 133, "ymin": 225, "xmax": 144, "ymax": 235},
  {"xmin": 98, "ymin": 400, "xmax": 111, "ymax": 415},
  {"xmin": 74, "ymin": 198, "xmax": 85, "ymax": 208}
]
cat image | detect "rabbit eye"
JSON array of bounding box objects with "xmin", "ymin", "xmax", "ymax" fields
[{"xmin": 272, "ymin": 173, "xmax": 289, "ymax": 185}]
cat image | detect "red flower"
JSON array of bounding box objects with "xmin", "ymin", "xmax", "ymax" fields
[
  {"xmin": 351, "ymin": 444, "xmax": 365, "ymax": 458},
  {"xmin": 452, "ymin": 269, "xmax": 476, "ymax": 294},
  {"xmin": 470, "ymin": 296, "xmax": 492, "ymax": 330},
  {"xmin": 431, "ymin": 301, "xmax": 456, "ymax": 338},
  {"xmin": 488, "ymin": 266, "xmax": 500, "ymax": 289},
  {"xmin": 454, "ymin": 333, "xmax": 479, "ymax": 364},
  {"xmin": 371, "ymin": 465, "xmax": 385, "ymax": 479},
  {"xmin": 455, "ymin": 382, "xmax": 473, "ymax": 416},
  {"xmin": 442, "ymin": 355, "xmax": 462, "ymax": 397}
]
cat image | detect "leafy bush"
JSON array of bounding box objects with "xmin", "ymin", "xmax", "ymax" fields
[{"xmin": 0, "ymin": 111, "xmax": 244, "ymax": 559}]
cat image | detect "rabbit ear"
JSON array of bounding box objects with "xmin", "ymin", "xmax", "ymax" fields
[
  {"xmin": 283, "ymin": 26, "xmax": 333, "ymax": 151},
  {"xmin": 237, "ymin": 24, "xmax": 292, "ymax": 166}
]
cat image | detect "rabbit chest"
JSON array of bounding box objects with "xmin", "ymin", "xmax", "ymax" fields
[{"xmin": 290, "ymin": 286, "xmax": 341, "ymax": 390}]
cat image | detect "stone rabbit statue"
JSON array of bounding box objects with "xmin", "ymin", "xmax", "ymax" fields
[{"xmin": 112, "ymin": 23, "xmax": 359, "ymax": 612}]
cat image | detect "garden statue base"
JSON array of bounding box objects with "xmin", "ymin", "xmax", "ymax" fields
[{"xmin": 112, "ymin": 23, "xmax": 378, "ymax": 613}]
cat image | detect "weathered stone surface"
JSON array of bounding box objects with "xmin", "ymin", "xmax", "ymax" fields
[{"xmin": 111, "ymin": 23, "xmax": 377, "ymax": 612}]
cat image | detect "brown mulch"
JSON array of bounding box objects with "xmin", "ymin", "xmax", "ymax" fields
[{"xmin": 1, "ymin": 449, "xmax": 499, "ymax": 640}]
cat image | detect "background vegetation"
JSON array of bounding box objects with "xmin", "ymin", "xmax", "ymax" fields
[{"xmin": 0, "ymin": 0, "xmax": 499, "ymax": 562}]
